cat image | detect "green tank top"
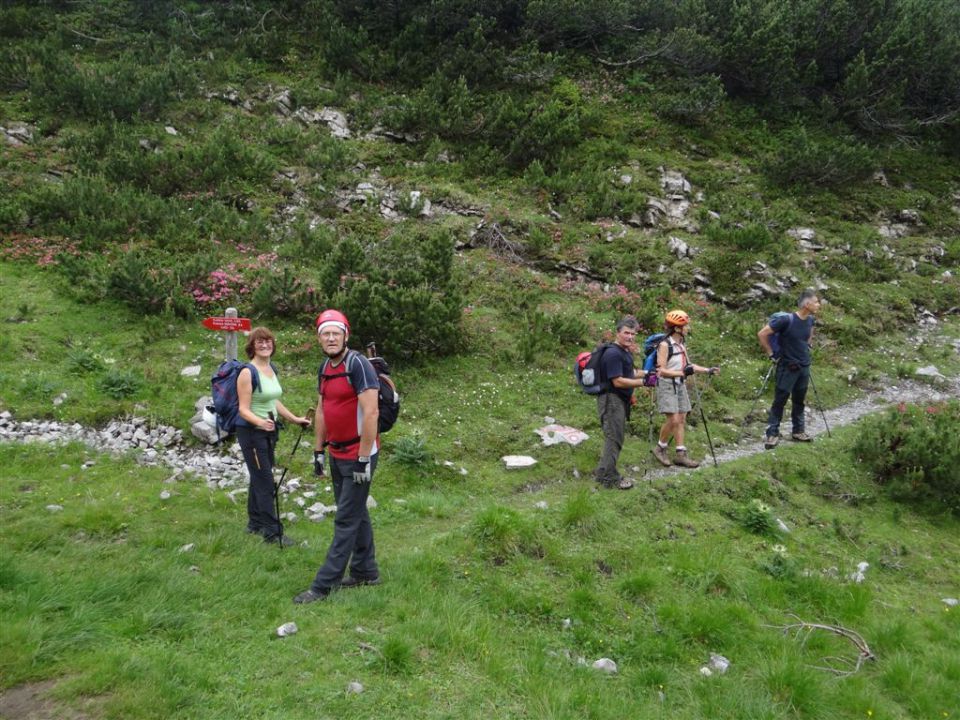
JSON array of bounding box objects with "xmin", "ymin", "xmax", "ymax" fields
[{"xmin": 250, "ymin": 369, "xmax": 282, "ymax": 421}]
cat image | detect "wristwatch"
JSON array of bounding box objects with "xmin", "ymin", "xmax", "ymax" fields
[{"xmin": 358, "ymin": 455, "xmax": 371, "ymax": 463}]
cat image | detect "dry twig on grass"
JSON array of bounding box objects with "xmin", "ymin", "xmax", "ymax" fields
[{"xmin": 764, "ymin": 614, "xmax": 876, "ymax": 676}]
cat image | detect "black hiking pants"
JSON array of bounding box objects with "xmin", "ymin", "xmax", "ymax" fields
[
  {"xmin": 236, "ymin": 425, "xmax": 282, "ymax": 539},
  {"xmin": 310, "ymin": 455, "xmax": 379, "ymax": 592},
  {"xmin": 766, "ymin": 364, "xmax": 810, "ymax": 437}
]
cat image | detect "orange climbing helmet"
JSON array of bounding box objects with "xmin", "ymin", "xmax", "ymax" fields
[{"xmin": 665, "ymin": 309, "xmax": 690, "ymax": 327}]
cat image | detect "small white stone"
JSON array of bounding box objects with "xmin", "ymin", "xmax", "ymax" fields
[
  {"xmin": 592, "ymin": 658, "xmax": 618, "ymax": 674},
  {"xmin": 164, "ymin": 125, "xmax": 178, "ymax": 135},
  {"xmin": 502, "ymin": 455, "xmax": 537, "ymax": 469},
  {"xmin": 534, "ymin": 501, "xmax": 549, "ymax": 510},
  {"xmin": 178, "ymin": 543, "xmax": 195, "ymax": 553},
  {"xmin": 180, "ymin": 365, "xmax": 202, "ymax": 377},
  {"xmin": 941, "ymin": 598, "xmax": 958, "ymax": 607},
  {"xmin": 45, "ymin": 504, "xmax": 64, "ymax": 512},
  {"xmin": 347, "ymin": 681, "xmax": 364, "ymax": 694},
  {"xmin": 159, "ymin": 490, "xmax": 171, "ymax": 500},
  {"xmin": 366, "ymin": 495, "xmax": 377, "ymax": 509},
  {"xmin": 562, "ymin": 618, "xmax": 572, "ymax": 629},
  {"xmin": 277, "ymin": 622, "xmax": 298, "ymax": 637},
  {"xmin": 709, "ymin": 654, "xmax": 730, "ymax": 674},
  {"xmin": 699, "ymin": 666, "xmax": 713, "ymax": 677}
]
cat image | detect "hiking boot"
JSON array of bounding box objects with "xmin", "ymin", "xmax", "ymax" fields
[
  {"xmin": 791, "ymin": 432, "xmax": 813, "ymax": 442},
  {"xmin": 764, "ymin": 434, "xmax": 780, "ymax": 449},
  {"xmin": 673, "ymin": 450, "xmax": 700, "ymax": 468},
  {"xmin": 293, "ymin": 588, "xmax": 329, "ymax": 604},
  {"xmin": 651, "ymin": 445, "xmax": 672, "ymax": 467},
  {"xmin": 264, "ymin": 534, "xmax": 297, "ymax": 547},
  {"xmin": 340, "ymin": 574, "xmax": 381, "ymax": 589}
]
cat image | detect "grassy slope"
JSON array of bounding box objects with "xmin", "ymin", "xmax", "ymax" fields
[
  {"xmin": 2, "ymin": 17, "xmax": 960, "ymax": 719},
  {"xmin": 1, "ymin": 265, "xmax": 959, "ymax": 720}
]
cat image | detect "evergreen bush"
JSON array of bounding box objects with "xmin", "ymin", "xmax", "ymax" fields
[
  {"xmin": 853, "ymin": 401, "xmax": 960, "ymax": 516},
  {"xmin": 320, "ymin": 228, "xmax": 463, "ymax": 363},
  {"xmin": 762, "ymin": 126, "xmax": 875, "ymax": 188}
]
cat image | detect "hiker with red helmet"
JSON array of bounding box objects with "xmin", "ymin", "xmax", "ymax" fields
[
  {"xmin": 651, "ymin": 310, "xmax": 719, "ymax": 468},
  {"xmin": 294, "ymin": 310, "xmax": 382, "ymax": 604}
]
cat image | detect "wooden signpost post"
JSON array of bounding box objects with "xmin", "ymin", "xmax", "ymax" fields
[{"xmin": 201, "ymin": 308, "xmax": 252, "ymax": 361}]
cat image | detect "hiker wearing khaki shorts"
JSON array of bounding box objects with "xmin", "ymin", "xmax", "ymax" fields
[{"xmin": 651, "ymin": 310, "xmax": 719, "ymax": 468}]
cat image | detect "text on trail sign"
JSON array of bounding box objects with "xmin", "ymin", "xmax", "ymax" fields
[{"xmin": 202, "ymin": 316, "xmax": 252, "ymax": 332}]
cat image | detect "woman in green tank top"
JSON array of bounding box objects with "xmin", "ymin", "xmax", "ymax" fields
[{"xmin": 235, "ymin": 326, "xmax": 311, "ymax": 545}]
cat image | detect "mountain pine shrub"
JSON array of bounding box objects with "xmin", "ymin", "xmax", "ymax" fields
[{"xmin": 853, "ymin": 401, "xmax": 960, "ymax": 516}]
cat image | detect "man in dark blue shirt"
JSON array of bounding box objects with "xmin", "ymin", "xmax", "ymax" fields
[
  {"xmin": 757, "ymin": 289, "xmax": 821, "ymax": 448},
  {"xmin": 594, "ymin": 316, "xmax": 647, "ymax": 490}
]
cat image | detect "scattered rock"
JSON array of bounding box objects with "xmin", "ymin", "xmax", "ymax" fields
[
  {"xmin": 916, "ymin": 365, "xmax": 945, "ymax": 380},
  {"xmin": 943, "ymin": 598, "xmax": 958, "ymax": 607},
  {"xmin": 45, "ymin": 504, "xmax": 64, "ymax": 512},
  {"xmin": 502, "ymin": 455, "xmax": 537, "ymax": 469},
  {"xmin": 179, "ymin": 543, "xmax": 195, "ymax": 553},
  {"xmin": 667, "ymin": 236, "xmax": 693, "ymax": 259},
  {"xmin": 346, "ymin": 681, "xmax": 364, "ymax": 694},
  {"xmin": 534, "ymin": 501, "xmax": 549, "ymax": 510},
  {"xmin": 849, "ymin": 561, "xmax": 869, "ymax": 583},
  {"xmin": 181, "ymin": 365, "xmax": 202, "ymax": 378},
  {"xmin": 277, "ymin": 622, "xmax": 298, "ymax": 637},
  {"xmin": 1, "ymin": 123, "xmax": 35, "ymax": 146},
  {"xmin": 164, "ymin": 126, "xmax": 178, "ymax": 136},
  {"xmin": 592, "ymin": 658, "xmax": 618, "ymax": 674},
  {"xmin": 535, "ymin": 424, "xmax": 589, "ymax": 447}
]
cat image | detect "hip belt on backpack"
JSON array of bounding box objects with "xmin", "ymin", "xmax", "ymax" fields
[{"xmin": 323, "ymin": 436, "xmax": 361, "ymax": 451}]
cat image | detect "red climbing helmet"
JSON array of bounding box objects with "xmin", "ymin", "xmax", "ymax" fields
[{"xmin": 316, "ymin": 309, "xmax": 350, "ymax": 337}]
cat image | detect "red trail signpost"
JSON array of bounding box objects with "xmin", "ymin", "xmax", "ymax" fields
[{"xmin": 202, "ymin": 308, "xmax": 251, "ymax": 360}]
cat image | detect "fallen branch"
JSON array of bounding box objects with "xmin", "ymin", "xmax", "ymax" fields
[{"xmin": 765, "ymin": 614, "xmax": 876, "ymax": 676}]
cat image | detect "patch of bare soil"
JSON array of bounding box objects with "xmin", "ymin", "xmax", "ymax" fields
[{"xmin": 0, "ymin": 680, "xmax": 95, "ymax": 720}]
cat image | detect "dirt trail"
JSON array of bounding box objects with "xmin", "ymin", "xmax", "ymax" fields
[{"xmin": 642, "ymin": 375, "xmax": 959, "ymax": 478}]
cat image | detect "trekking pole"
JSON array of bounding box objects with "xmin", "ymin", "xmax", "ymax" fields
[
  {"xmin": 736, "ymin": 362, "xmax": 776, "ymax": 443},
  {"xmin": 688, "ymin": 373, "xmax": 719, "ymax": 468},
  {"xmin": 269, "ymin": 411, "xmax": 310, "ymax": 549},
  {"xmin": 807, "ymin": 371, "xmax": 832, "ymax": 438}
]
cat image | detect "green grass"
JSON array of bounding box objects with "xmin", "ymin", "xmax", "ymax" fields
[
  {"xmin": 2, "ymin": 424, "xmax": 958, "ymax": 719},
  {"xmin": 3, "ymin": 5, "xmax": 960, "ymax": 716}
]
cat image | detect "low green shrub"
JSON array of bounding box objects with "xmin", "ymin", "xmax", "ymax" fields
[
  {"xmin": 98, "ymin": 368, "xmax": 143, "ymax": 400},
  {"xmin": 762, "ymin": 125, "xmax": 875, "ymax": 189},
  {"xmin": 740, "ymin": 499, "xmax": 775, "ymax": 535},
  {"xmin": 321, "ymin": 228, "xmax": 464, "ymax": 362},
  {"xmin": 853, "ymin": 401, "xmax": 960, "ymax": 516},
  {"xmin": 390, "ymin": 433, "xmax": 433, "ymax": 469},
  {"xmin": 470, "ymin": 505, "xmax": 542, "ymax": 560}
]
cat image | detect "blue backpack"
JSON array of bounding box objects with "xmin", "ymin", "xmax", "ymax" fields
[
  {"xmin": 640, "ymin": 333, "xmax": 676, "ymax": 386},
  {"xmin": 767, "ymin": 312, "xmax": 794, "ymax": 359},
  {"xmin": 210, "ymin": 360, "xmax": 273, "ymax": 440}
]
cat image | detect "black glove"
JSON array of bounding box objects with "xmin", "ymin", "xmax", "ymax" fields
[
  {"xmin": 313, "ymin": 450, "xmax": 325, "ymax": 477},
  {"xmin": 707, "ymin": 367, "xmax": 719, "ymax": 376},
  {"xmin": 352, "ymin": 456, "xmax": 371, "ymax": 484},
  {"xmin": 683, "ymin": 364, "xmax": 695, "ymax": 377}
]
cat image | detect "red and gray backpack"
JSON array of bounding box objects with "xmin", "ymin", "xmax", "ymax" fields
[{"xmin": 318, "ymin": 347, "xmax": 400, "ymax": 440}]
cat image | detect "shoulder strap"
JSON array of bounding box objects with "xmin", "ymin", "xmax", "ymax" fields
[{"xmin": 245, "ymin": 363, "xmax": 261, "ymax": 393}]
